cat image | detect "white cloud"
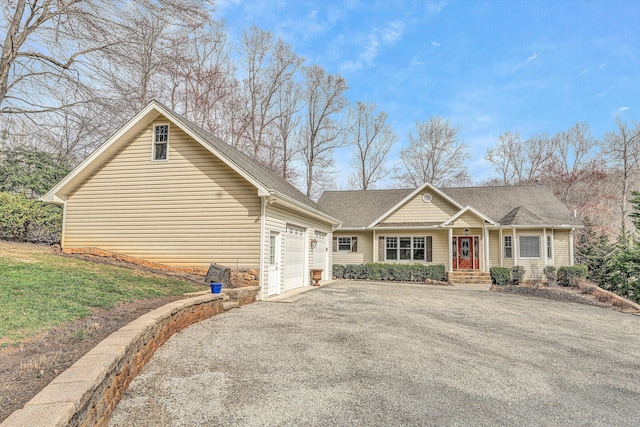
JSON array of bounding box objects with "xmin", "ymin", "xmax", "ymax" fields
[
  {"xmin": 382, "ymin": 21, "xmax": 406, "ymax": 44},
  {"xmin": 431, "ymin": 41, "xmax": 440, "ymax": 47},
  {"xmin": 526, "ymin": 52, "xmax": 537, "ymax": 63},
  {"xmin": 340, "ymin": 20, "xmax": 406, "ymax": 73},
  {"xmin": 618, "ymin": 106, "xmax": 630, "ymax": 111}
]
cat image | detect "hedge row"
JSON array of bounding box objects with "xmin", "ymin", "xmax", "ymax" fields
[
  {"xmin": 333, "ymin": 263, "xmax": 446, "ymax": 282},
  {"xmin": 490, "ymin": 265, "xmax": 587, "ymax": 287},
  {"xmin": 0, "ymin": 192, "xmax": 62, "ymax": 244}
]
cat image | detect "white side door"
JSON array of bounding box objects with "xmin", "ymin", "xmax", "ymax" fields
[
  {"xmin": 313, "ymin": 232, "xmax": 327, "ymax": 280},
  {"xmin": 268, "ymin": 232, "xmax": 280, "ymax": 296},
  {"xmin": 284, "ymin": 225, "xmax": 306, "ymax": 291}
]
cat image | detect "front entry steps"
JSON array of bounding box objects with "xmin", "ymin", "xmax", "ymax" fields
[{"xmin": 448, "ymin": 270, "xmax": 492, "ymax": 285}]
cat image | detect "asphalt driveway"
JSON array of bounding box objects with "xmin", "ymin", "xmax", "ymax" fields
[{"xmin": 110, "ymin": 281, "xmax": 640, "ymax": 426}]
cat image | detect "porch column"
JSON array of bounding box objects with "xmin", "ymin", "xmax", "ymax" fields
[
  {"xmin": 543, "ymin": 228, "xmax": 547, "ymax": 267},
  {"xmin": 483, "ymin": 227, "xmax": 489, "ymax": 272},
  {"xmin": 499, "ymin": 228, "xmax": 503, "ymax": 267},
  {"xmin": 569, "ymin": 228, "xmax": 575, "ymax": 266},
  {"xmin": 373, "ymin": 229, "xmax": 377, "ymax": 262},
  {"xmin": 448, "ymin": 227, "xmax": 453, "ymax": 272},
  {"xmin": 512, "ymin": 226, "xmax": 518, "ymax": 266}
]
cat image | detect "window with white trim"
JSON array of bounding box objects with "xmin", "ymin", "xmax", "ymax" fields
[
  {"xmin": 338, "ymin": 237, "xmax": 352, "ymax": 252},
  {"xmin": 385, "ymin": 236, "xmax": 430, "ymax": 262},
  {"xmin": 546, "ymin": 235, "xmax": 553, "ymax": 259},
  {"xmin": 153, "ymin": 124, "xmax": 169, "ymax": 160},
  {"xmin": 519, "ymin": 235, "xmax": 541, "ymax": 258},
  {"xmin": 504, "ymin": 235, "xmax": 512, "ymax": 259}
]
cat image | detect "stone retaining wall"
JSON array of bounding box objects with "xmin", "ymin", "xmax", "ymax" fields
[{"xmin": 2, "ymin": 288, "xmax": 259, "ymax": 427}]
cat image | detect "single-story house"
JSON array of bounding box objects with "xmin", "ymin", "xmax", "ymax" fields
[
  {"xmin": 317, "ymin": 184, "xmax": 582, "ymax": 283},
  {"xmin": 42, "ymin": 101, "xmax": 340, "ymax": 300}
]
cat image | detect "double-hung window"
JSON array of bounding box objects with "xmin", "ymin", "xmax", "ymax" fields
[
  {"xmin": 546, "ymin": 235, "xmax": 553, "ymax": 259},
  {"xmin": 338, "ymin": 237, "xmax": 352, "ymax": 252},
  {"xmin": 153, "ymin": 124, "xmax": 169, "ymax": 161},
  {"xmin": 504, "ymin": 235, "xmax": 512, "ymax": 259},
  {"xmin": 385, "ymin": 236, "xmax": 430, "ymax": 262}
]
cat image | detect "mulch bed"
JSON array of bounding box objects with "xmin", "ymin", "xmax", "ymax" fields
[{"xmin": 492, "ymin": 284, "xmax": 630, "ymax": 311}]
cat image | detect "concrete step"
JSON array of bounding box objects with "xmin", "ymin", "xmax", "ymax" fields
[
  {"xmin": 448, "ymin": 271, "xmax": 492, "ymax": 285},
  {"xmin": 223, "ymin": 301, "xmax": 239, "ymax": 311}
]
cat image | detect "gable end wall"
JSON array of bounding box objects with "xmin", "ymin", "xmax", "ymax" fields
[{"xmin": 63, "ymin": 118, "xmax": 261, "ymax": 270}]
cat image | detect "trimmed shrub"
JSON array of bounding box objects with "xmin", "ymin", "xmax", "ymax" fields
[
  {"xmin": 510, "ymin": 266, "xmax": 525, "ymax": 285},
  {"xmin": 490, "ymin": 267, "xmax": 510, "ymax": 286},
  {"xmin": 333, "ymin": 264, "xmax": 345, "ymax": 279},
  {"xmin": 0, "ymin": 192, "xmax": 62, "ymax": 243},
  {"xmin": 544, "ymin": 266, "xmax": 557, "ymax": 286},
  {"xmin": 332, "ymin": 263, "xmax": 446, "ymax": 282},
  {"xmin": 557, "ymin": 265, "xmax": 588, "ymax": 287}
]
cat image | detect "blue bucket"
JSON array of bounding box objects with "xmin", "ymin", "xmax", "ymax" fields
[{"xmin": 210, "ymin": 282, "xmax": 223, "ymax": 294}]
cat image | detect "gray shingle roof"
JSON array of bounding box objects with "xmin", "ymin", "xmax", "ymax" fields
[
  {"xmin": 317, "ymin": 185, "xmax": 582, "ymax": 228},
  {"xmin": 317, "ymin": 189, "xmax": 413, "ymax": 228},
  {"xmin": 442, "ymin": 185, "xmax": 581, "ymax": 226}
]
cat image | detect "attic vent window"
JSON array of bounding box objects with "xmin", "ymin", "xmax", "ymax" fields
[
  {"xmin": 422, "ymin": 194, "xmax": 432, "ymax": 203},
  {"xmin": 153, "ymin": 124, "xmax": 169, "ymax": 161}
]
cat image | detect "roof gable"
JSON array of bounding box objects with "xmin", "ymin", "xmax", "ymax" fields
[
  {"xmin": 43, "ymin": 101, "xmax": 338, "ymax": 225},
  {"xmin": 443, "ymin": 206, "xmax": 498, "ymax": 227},
  {"xmin": 368, "ymin": 183, "xmax": 462, "ymax": 227}
]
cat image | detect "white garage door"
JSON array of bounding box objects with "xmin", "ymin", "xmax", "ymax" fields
[{"xmin": 284, "ymin": 225, "xmax": 306, "ymax": 291}]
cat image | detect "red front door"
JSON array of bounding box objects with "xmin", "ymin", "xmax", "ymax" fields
[{"xmin": 458, "ymin": 237, "xmax": 473, "ymax": 269}]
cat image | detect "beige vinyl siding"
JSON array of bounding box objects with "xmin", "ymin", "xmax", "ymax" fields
[
  {"xmin": 489, "ymin": 230, "xmax": 500, "ymax": 268},
  {"xmin": 64, "ymin": 118, "xmax": 261, "ymax": 269},
  {"xmin": 554, "ymin": 229, "xmax": 571, "ymax": 266},
  {"xmin": 332, "ymin": 231, "xmax": 373, "ymax": 265},
  {"xmin": 373, "ymin": 229, "xmax": 449, "ymax": 266},
  {"xmin": 382, "ymin": 192, "xmax": 458, "ymax": 224},
  {"xmin": 452, "ymin": 212, "xmax": 485, "ymax": 228},
  {"xmin": 263, "ymin": 203, "xmax": 333, "ymax": 299}
]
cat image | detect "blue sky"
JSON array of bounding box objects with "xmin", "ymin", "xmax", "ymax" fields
[{"xmin": 215, "ymin": 0, "xmax": 640, "ymax": 187}]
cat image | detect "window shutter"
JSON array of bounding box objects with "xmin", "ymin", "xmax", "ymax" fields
[
  {"xmin": 332, "ymin": 237, "xmax": 337, "ymax": 252},
  {"xmin": 378, "ymin": 236, "xmax": 385, "ymax": 261},
  {"xmin": 426, "ymin": 236, "xmax": 433, "ymax": 262},
  {"xmin": 351, "ymin": 236, "xmax": 358, "ymax": 252}
]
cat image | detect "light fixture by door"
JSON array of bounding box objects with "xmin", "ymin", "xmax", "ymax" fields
[{"xmin": 464, "ymin": 228, "xmax": 469, "ymax": 236}]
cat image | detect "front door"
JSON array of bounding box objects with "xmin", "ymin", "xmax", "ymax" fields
[
  {"xmin": 458, "ymin": 237, "xmax": 473, "ymax": 269},
  {"xmin": 268, "ymin": 232, "xmax": 280, "ymax": 296}
]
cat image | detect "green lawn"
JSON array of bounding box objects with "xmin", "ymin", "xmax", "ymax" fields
[{"xmin": 0, "ymin": 242, "xmax": 203, "ymax": 345}]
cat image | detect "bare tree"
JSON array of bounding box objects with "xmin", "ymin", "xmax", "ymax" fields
[
  {"xmin": 270, "ymin": 78, "xmax": 303, "ymax": 180},
  {"xmin": 346, "ymin": 102, "xmax": 396, "ymax": 190},
  {"xmin": 603, "ymin": 118, "xmax": 640, "ymax": 236},
  {"xmin": 300, "ymin": 65, "xmax": 349, "ymax": 199},
  {"xmin": 485, "ymin": 131, "xmax": 522, "ymax": 185},
  {"xmin": 394, "ymin": 117, "xmax": 469, "ymax": 188},
  {"xmin": 237, "ymin": 27, "xmax": 303, "ymax": 161},
  {"xmin": 545, "ymin": 122, "xmax": 600, "ymax": 205},
  {"xmin": 485, "ymin": 131, "xmax": 555, "ymax": 185}
]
